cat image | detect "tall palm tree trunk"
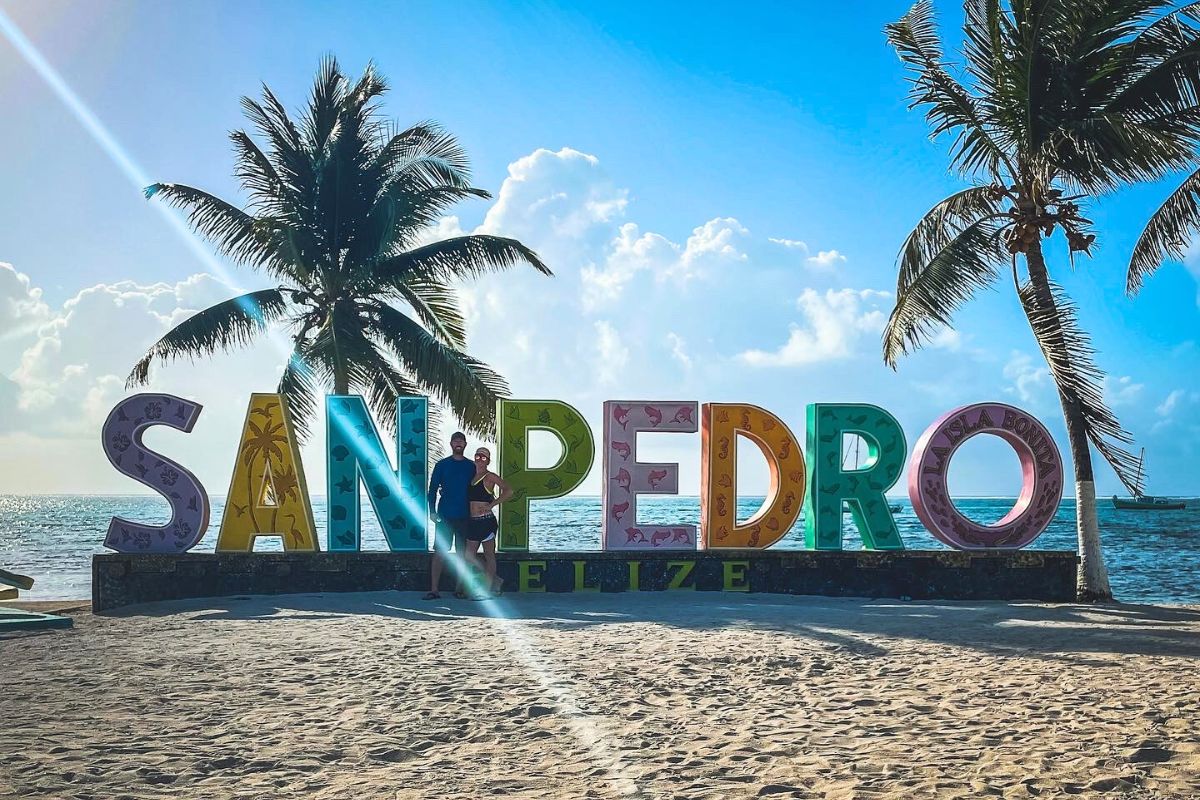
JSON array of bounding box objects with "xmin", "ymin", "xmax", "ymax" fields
[{"xmin": 1023, "ymin": 241, "xmax": 1114, "ymax": 602}]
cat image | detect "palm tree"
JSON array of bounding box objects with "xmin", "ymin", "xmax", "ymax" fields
[
  {"xmin": 883, "ymin": 1, "xmax": 1200, "ymax": 600},
  {"xmin": 128, "ymin": 57, "xmax": 550, "ymax": 441}
]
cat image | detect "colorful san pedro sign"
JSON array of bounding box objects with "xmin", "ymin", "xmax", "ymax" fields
[{"xmin": 100, "ymin": 392, "xmax": 1066, "ymax": 556}]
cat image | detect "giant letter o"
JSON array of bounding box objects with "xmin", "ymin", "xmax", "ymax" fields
[{"xmin": 909, "ymin": 402, "xmax": 1062, "ymax": 550}]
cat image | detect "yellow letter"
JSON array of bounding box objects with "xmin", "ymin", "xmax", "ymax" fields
[
  {"xmin": 217, "ymin": 393, "xmax": 317, "ymax": 552},
  {"xmin": 573, "ymin": 560, "xmax": 600, "ymax": 592},
  {"xmin": 723, "ymin": 561, "xmax": 750, "ymax": 592},
  {"xmin": 667, "ymin": 560, "xmax": 695, "ymax": 590},
  {"xmin": 519, "ymin": 560, "xmax": 547, "ymax": 592},
  {"xmin": 701, "ymin": 403, "xmax": 806, "ymax": 550}
]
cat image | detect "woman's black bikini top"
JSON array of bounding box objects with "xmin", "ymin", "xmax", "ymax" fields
[{"xmin": 468, "ymin": 475, "xmax": 494, "ymax": 503}]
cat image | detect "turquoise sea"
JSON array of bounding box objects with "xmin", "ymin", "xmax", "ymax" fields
[{"xmin": 2, "ymin": 495, "xmax": 1198, "ymax": 603}]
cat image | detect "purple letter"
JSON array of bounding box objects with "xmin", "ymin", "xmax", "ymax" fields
[{"xmin": 102, "ymin": 393, "xmax": 210, "ymax": 553}]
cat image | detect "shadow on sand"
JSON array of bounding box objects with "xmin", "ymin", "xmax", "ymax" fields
[{"xmin": 103, "ymin": 589, "xmax": 1200, "ymax": 667}]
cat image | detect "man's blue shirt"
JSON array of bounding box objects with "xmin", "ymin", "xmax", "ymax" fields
[{"xmin": 427, "ymin": 456, "xmax": 475, "ymax": 519}]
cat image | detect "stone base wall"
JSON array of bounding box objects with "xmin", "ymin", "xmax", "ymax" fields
[{"xmin": 92, "ymin": 550, "xmax": 1078, "ymax": 611}]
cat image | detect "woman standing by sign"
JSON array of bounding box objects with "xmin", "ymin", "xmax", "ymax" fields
[{"xmin": 465, "ymin": 447, "xmax": 513, "ymax": 598}]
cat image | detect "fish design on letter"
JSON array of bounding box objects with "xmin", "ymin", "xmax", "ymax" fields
[
  {"xmin": 613, "ymin": 405, "xmax": 631, "ymax": 429},
  {"xmin": 625, "ymin": 527, "xmax": 646, "ymax": 543},
  {"xmin": 761, "ymin": 417, "xmax": 776, "ymax": 431},
  {"xmin": 778, "ymin": 438, "xmax": 791, "ymax": 459},
  {"xmin": 647, "ymin": 469, "xmax": 668, "ymax": 489},
  {"xmin": 650, "ymin": 530, "xmax": 671, "ymax": 547},
  {"xmin": 612, "ymin": 467, "xmax": 631, "ymax": 491},
  {"xmin": 645, "ymin": 405, "xmax": 663, "ymax": 427},
  {"xmin": 671, "ymin": 528, "xmax": 690, "ymax": 543},
  {"xmin": 672, "ymin": 406, "xmax": 693, "ymax": 425},
  {"xmin": 612, "ymin": 440, "xmax": 632, "ymax": 461},
  {"xmin": 717, "ymin": 474, "xmax": 732, "ymax": 488},
  {"xmin": 612, "ymin": 501, "xmax": 630, "ymax": 522}
]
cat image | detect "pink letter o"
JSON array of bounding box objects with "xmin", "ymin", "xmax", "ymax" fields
[{"xmin": 909, "ymin": 402, "xmax": 1062, "ymax": 550}]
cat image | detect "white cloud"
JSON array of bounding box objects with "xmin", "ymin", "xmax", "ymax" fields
[
  {"xmin": 1103, "ymin": 375, "xmax": 1144, "ymax": 407},
  {"xmin": 768, "ymin": 237, "xmax": 808, "ymax": 252},
  {"xmin": 412, "ymin": 214, "xmax": 467, "ymax": 248},
  {"xmin": 666, "ymin": 332, "xmax": 692, "ymax": 370},
  {"xmin": 478, "ymin": 147, "xmax": 628, "ymax": 247},
  {"xmin": 580, "ymin": 217, "xmax": 748, "ymax": 307},
  {"xmin": 1003, "ymin": 352, "xmax": 1051, "ymax": 403},
  {"xmin": 806, "ymin": 249, "xmax": 847, "ymax": 269},
  {"xmin": 593, "ymin": 320, "xmax": 628, "ymax": 385},
  {"xmin": 1, "ymin": 268, "xmax": 288, "ymax": 470},
  {"xmin": 1157, "ymin": 389, "xmax": 1184, "ymax": 417},
  {"xmin": 674, "ymin": 217, "xmax": 748, "ymax": 279},
  {"xmin": 928, "ymin": 326, "xmax": 962, "ymax": 351},
  {"xmin": 0, "ymin": 262, "xmax": 51, "ymax": 357},
  {"xmin": 739, "ymin": 288, "xmax": 891, "ymax": 367},
  {"xmin": 581, "ymin": 222, "xmax": 680, "ymax": 308}
]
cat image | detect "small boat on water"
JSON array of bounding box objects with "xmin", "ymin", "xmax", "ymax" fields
[
  {"xmin": 841, "ymin": 438, "xmax": 903, "ymax": 515},
  {"xmin": 1112, "ymin": 495, "xmax": 1186, "ymax": 510},
  {"xmin": 1111, "ymin": 449, "xmax": 1187, "ymax": 511}
]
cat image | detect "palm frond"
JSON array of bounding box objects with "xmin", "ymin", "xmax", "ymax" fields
[
  {"xmin": 366, "ymin": 301, "xmax": 509, "ymax": 437},
  {"xmin": 128, "ymin": 289, "xmax": 289, "ymax": 386},
  {"xmin": 230, "ymin": 130, "xmax": 284, "ymax": 205},
  {"xmin": 886, "ymin": 0, "xmax": 1014, "ymax": 176},
  {"xmin": 373, "ymin": 121, "xmax": 474, "ymax": 189},
  {"xmin": 278, "ymin": 342, "xmax": 321, "ymax": 442},
  {"xmin": 302, "ymin": 55, "xmax": 346, "ymax": 153},
  {"xmin": 1128, "ymin": 163, "xmax": 1200, "ymax": 293},
  {"xmin": 898, "ymin": 185, "xmax": 1003, "ymax": 287},
  {"xmin": 390, "ymin": 279, "xmax": 469, "ymax": 348},
  {"xmin": 144, "ymin": 183, "xmax": 263, "ymax": 264},
  {"xmin": 885, "ymin": 202, "xmax": 1007, "ymax": 366},
  {"xmin": 1018, "ymin": 279, "xmax": 1143, "ymax": 493},
  {"xmin": 375, "ymin": 235, "xmax": 550, "ymax": 285}
]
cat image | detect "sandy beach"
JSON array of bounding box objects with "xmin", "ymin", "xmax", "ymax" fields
[{"xmin": 3, "ymin": 592, "xmax": 1200, "ymax": 800}]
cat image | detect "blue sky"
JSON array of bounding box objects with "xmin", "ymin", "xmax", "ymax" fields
[{"xmin": 0, "ymin": 0, "xmax": 1197, "ymax": 497}]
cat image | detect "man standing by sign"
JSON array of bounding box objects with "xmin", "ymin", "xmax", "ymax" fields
[{"xmin": 424, "ymin": 432, "xmax": 476, "ymax": 599}]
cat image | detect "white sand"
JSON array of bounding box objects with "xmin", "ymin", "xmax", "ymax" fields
[{"xmin": 2, "ymin": 592, "xmax": 1200, "ymax": 799}]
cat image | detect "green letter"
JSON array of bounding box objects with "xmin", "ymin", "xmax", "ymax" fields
[
  {"xmin": 804, "ymin": 403, "xmax": 905, "ymax": 550},
  {"xmin": 497, "ymin": 400, "xmax": 595, "ymax": 550}
]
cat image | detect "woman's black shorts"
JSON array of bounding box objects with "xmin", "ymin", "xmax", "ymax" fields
[{"xmin": 465, "ymin": 513, "xmax": 498, "ymax": 542}]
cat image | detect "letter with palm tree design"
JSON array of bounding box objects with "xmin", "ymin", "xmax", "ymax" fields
[{"xmin": 216, "ymin": 393, "xmax": 317, "ymax": 552}]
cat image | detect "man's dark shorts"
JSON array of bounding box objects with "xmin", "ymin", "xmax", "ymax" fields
[{"xmin": 433, "ymin": 517, "xmax": 469, "ymax": 554}]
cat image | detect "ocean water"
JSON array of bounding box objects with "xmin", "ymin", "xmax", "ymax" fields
[{"xmin": 2, "ymin": 495, "xmax": 1198, "ymax": 603}]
